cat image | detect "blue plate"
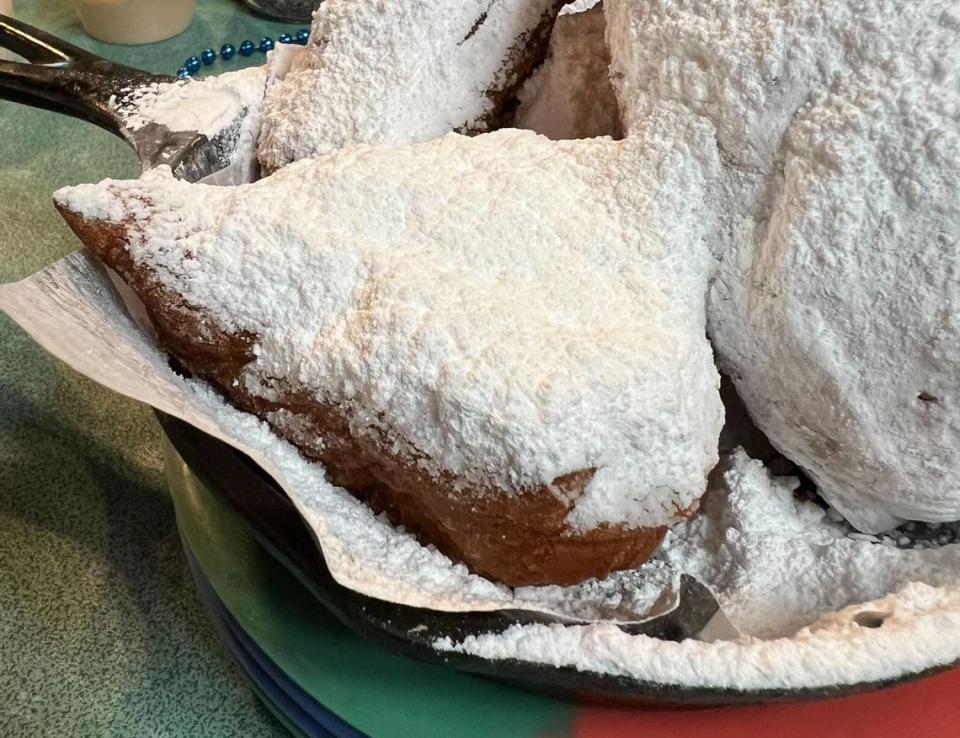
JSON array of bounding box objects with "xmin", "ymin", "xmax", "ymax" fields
[{"xmin": 183, "ymin": 540, "xmax": 365, "ymax": 738}]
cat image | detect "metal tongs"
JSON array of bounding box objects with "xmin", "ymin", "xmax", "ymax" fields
[{"xmin": 0, "ymin": 14, "xmax": 256, "ymax": 182}]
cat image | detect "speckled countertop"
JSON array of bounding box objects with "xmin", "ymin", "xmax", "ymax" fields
[{"xmin": 0, "ymin": 2, "xmax": 294, "ymax": 735}]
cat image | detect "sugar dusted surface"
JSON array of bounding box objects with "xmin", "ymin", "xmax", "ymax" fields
[
  {"xmin": 658, "ymin": 453, "xmax": 960, "ymax": 638},
  {"xmin": 0, "ymin": 249, "xmax": 683, "ymax": 619},
  {"xmin": 560, "ymin": 0, "xmax": 600, "ymax": 13},
  {"xmin": 710, "ymin": 63, "xmax": 960, "ymax": 533},
  {"xmin": 607, "ymin": 0, "xmax": 960, "ymax": 533},
  {"xmin": 55, "ymin": 122, "xmax": 724, "ymax": 532},
  {"xmin": 605, "ymin": 0, "xmax": 945, "ymax": 171},
  {"xmin": 436, "ymin": 581, "xmax": 960, "ymax": 690},
  {"xmin": 116, "ymin": 66, "xmax": 268, "ymax": 139},
  {"xmin": 435, "ymin": 453, "xmax": 960, "ymax": 689},
  {"xmin": 183, "ymin": 375, "xmax": 674, "ymax": 619},
  {"xmin": 113, "ymin": 65, "xmax": 273, "ymax": 184},
  {"xmin": 257, "ymin": 0, "xmax": 562, "ymax": 170}
]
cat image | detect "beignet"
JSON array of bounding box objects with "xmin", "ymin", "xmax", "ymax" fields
[
  {"xmin": 257, "ymin": 0, "xmax": 567, "ymax": 172},
  {"xmin": 56, "ymin": 122, "xmax": 724, "ymax": 585},
  {"xmin": 607, "ymin": 0, "xmax": 960, "ymax": 532}
]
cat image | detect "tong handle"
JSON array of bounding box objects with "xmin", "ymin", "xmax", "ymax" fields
[
  {"xmin": 0, "ymin": 12, "xmax": 99, "ymax": 65},
  {"xmin": 0, "ymin": 14, "xmax": 173, "ymax": 134}
]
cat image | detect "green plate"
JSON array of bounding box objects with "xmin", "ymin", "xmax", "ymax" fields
[{"xmin": 161, "ymin": 432, "xmax": 575, "ymax": 738}]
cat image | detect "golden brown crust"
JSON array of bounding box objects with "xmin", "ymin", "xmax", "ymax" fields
[{"xmin": 59, "ymin": 205, "xmax": 667, "ymax": 586}]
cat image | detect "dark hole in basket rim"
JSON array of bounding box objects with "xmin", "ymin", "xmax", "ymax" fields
[{"xmin": 853, "ymin": 611, "xmax": 888, "ymax": 629}]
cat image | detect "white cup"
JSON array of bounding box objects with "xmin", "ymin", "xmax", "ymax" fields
[{"xmin": 71, "ymin": 0, "xmax": 195, "ymax": 45}]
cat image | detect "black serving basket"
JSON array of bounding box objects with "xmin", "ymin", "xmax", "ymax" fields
[{"xmin": 156, "ymin": 412, "xmax": 960, "ymax": 706}]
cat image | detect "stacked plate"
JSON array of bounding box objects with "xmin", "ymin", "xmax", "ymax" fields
[
  {"xmin": 162, "ymin": 429, "xmax": 577, "ymax": 738},
  {"xmin": 160, "ymin": 416, "xmax": 960, "ymax": 738}
]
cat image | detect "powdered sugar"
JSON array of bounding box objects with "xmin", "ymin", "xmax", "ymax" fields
[
  {"xmin": 221, "ymin": 389, "xmax": 674, "ymax": 618},
  {"xmin": 709, "ymin": 58, "xmax": 960, "ymax": 533},
  {"xmin": 179, "ymin": 377, "xmax": 515, "ymax": 610},
  {"xmin": 111, "ymin": 65, "xmax": 272, "ymax": 185},
  {"xmin": 606, "ymin": 0, "xmax": 960, "ymax": 534},
  {"xmin": 435, "ymin": 453, "xmax": 960, "ymax": 688},
  {"xmin": 116, "ymin": 66, "xmax": 267, "ymax": 139},
  {"xmin": 560, "ymin": 0, "xmax": 600, "ymax": 14},
  {"xmin": 257, "ymin": 0, "xmax": 563, "ymax": 170},
  {"xmin": 605, "ymin": 0, "xmax": 940, "ymax": 172},
  {"xmin": 436, "ymin": 581, "xmax": 960, "ymax": 690},
  {"xmin": 659, "ymin": 453, "xmax": 960, "ymax": 638},
  {"xmin": 55, "ymin": 121, "xmax": 724, "ymax": 532},
  {"xmin": 0, "ymin": 251, "xmax": 682, "ymax": 620}
]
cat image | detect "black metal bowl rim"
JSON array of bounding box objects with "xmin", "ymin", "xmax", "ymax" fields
[{"xmin": 158, "ymin": 413, "xmax": 960, "ymax": 706}]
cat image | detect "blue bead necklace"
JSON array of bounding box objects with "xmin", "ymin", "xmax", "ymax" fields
[{"xmin": 177, "ymin": 28, "xmax": 310, "ymax": 78}]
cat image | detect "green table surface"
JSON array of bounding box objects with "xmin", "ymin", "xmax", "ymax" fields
[{"xmin": 0, "ymin": 2, "xmax": 299, "ymax": 735}]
